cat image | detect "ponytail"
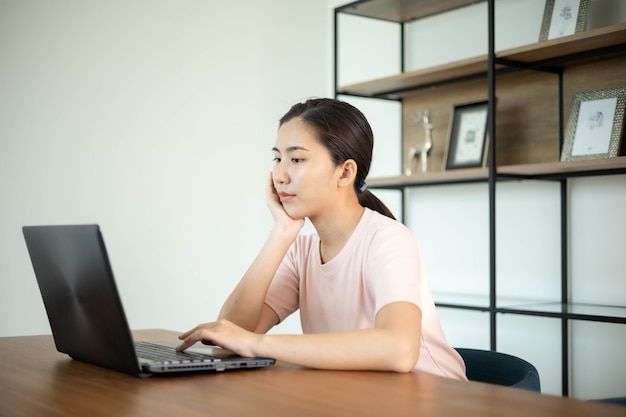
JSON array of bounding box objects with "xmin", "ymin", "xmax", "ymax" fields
[{"xmin": 358, "ymin": 189, "xmax": 396, "ymax": 220}]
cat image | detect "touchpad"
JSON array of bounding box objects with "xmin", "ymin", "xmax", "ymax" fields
[{"xmin": 154, "ymin": 340, "xmax": 240, "ymax": 358}]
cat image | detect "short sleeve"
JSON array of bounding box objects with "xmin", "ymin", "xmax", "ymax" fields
[{"xmin": 366, "ymin": 222, "xmax": 423, "ymax": 315}]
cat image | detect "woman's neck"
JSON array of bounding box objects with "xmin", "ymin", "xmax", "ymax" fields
[{"xmin": 312, "ymin": 203, "xmax": 365, "ymax": 264}]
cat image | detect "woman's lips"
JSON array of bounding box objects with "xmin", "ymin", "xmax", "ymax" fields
[{"xmin": 278, "ymin": 192, "xmax": 295, "ymax": 203}]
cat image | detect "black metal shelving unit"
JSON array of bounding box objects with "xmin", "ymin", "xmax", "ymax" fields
[{"xmin": 334, "ymin": 0, "xmax": 626, "ymax": 397}]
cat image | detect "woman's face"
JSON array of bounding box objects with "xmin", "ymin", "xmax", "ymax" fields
[{"xmin": 272, "ymin": 118, "xmax": 342, "ymax": 220}]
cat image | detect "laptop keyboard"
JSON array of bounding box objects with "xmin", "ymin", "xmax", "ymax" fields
[{"xmin": 135, "ymin": 341, "xmax": 216, "ymax": 363}]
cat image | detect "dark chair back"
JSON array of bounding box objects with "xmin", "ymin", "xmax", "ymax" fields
[
  {"xmin": 592, "ymin": 397, "xmax": 626, "ymax": 407},
  {"xmin": 455, "ymin": 348, "xmax": 541, "ymax": 392}
]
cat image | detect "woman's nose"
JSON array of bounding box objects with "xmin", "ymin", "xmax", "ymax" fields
[{"xmin": 272, "ymin": 163, "xmax": 288, "ymax": 184}]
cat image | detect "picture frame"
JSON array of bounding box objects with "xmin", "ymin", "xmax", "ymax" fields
[
  {"xmin": 539, "ymin": 0, "xmax": 589, "ymax": 41},
  {"xmin": 444, "ymin": 101, "xmax": 489, "ymax": 170},
  {"xmin": 560, "ymin": 87, "xmax": 626, "ymax": 162}
]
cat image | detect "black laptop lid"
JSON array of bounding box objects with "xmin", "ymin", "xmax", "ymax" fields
[{"xmin": 23, "ymin": 225, "xmax": 141, "ymax": 376}]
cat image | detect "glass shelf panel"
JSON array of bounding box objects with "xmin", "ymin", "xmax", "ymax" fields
[
  {"xmin": 433, "ymin": 292, "xmax": 490, "ymax": 310},
  {"xmin": 497, "ymin": 301, "xmax": 626, "ymax": 323},
  {"xmin": 433, "ymin": 293, "xmax": 626, "ymax": 323}
]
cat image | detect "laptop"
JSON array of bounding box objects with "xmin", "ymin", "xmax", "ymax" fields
[{"xmin": 22, "ymin": 224, "xmax": 275, "ymax": 377}]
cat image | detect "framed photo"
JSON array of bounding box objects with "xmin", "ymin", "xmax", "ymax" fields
[
  {"xmin": 539, "ymin": 0, "xmax": 589, "ymax": 41},
  {"xmin": 445, "ymin": 101, "xmax": 489, "ymax": 170},
  {"xmin": 561, "ymin": 87, "xmax": 626, "ymax": 162}
]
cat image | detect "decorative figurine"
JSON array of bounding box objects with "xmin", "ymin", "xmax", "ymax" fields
[{"xmin": 406, "ymin": 110, "xmax": 433, "ymax": 175}]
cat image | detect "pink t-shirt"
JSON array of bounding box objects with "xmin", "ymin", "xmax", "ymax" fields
[{"xmin": 265, "ymin": 208, "xmax": 467, "ymax": 379}]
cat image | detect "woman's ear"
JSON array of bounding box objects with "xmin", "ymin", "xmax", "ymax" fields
[{"xmin": 337, "ymin": 159, "xmax": 358, "ymax": 188}]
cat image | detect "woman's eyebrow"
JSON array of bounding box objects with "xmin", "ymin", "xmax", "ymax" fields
[{"xmin": 271, "ymin": 146, "xmax": 310, "ymax": 153}]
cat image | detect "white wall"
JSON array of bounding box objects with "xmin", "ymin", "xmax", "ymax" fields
[{"xmin": 0, "ymin": 0, "xmax": 327, "ymax": 337}]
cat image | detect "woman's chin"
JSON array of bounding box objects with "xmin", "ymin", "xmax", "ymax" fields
[{"xmin": 283, "ymin": 206, "xmax": 307, "ymax": 220}]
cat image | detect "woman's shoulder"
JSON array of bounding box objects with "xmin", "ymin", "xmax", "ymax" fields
[
  {"xmin": 361, "ymin": 208, "xmax": 419, "ymax": 249},
  {"xmin": 362, "ymin": 208, "xmax": 411, "ymax": 234}
]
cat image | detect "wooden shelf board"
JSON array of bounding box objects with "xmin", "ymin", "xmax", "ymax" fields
[
  {"xmin": 338, "ymin": 24, "xmax": 626, "ymax": 98},
  {"xmin": 368, "ymin": 168, "xmax": 488, "ymax": 187},
  {"xmin": 336, "ymin": 0, "xmax": 481, "ymax": 23},
  {"xmin": 500, "ymin": 22, "xmax": 626, "ymax": 64},
  {"xmin": 368, "ymin": 157, "xmax": 626, "ymax": 188},
  {"xmin": 498, "ymin": 156, "xmax": 626, "ymax": 177},
  {"xmin": 339, "ymin": 55, "xmax": 489, "ymax": 97}
]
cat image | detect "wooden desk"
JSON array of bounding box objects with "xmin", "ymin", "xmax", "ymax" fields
[{"xmin": 1, "ymin": 329, "xmax": 623, "ymax": 417}]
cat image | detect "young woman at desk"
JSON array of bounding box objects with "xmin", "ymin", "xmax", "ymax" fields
[{"xmin": 177, "ymin": 98, "xmax": 466, "ymax": 378}]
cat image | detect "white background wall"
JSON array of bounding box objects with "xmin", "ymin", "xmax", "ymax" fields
[
  {"xmin": 1, "ymin": 0, "xmax": 624, "ymax": 401},
  {"xmin": 0, "ymin": 0, "xmax": 329, "ymax": 337}
]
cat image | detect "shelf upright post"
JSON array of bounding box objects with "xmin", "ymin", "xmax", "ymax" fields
[
  {"xmin": 333, "ymin": 7, "xmax": 339, "ymax": 99},
  {"xmin": 560, "ymin": 178, "xmax": 569, "ymax": 396},
  {"xmin": 400, "ymin": 18, "xmax": 405, "ymax": 73},
  {"xmin": 487, "ymin": 0, "xmax": 497, "ymax": 352},
  {"xmin": 558, "ymin": 72, "xmax": 570, "ymax": 397},
  {"xmin": 399, "ymin": 16, "xmax": 406, "ymax": 224}
]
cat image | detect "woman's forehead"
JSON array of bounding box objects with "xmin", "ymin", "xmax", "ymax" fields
[{"xmin": 274, "ymin": 118, "xmax": 320, "ymax": 152}]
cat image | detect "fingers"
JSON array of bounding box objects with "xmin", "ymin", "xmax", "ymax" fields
[
  {"xmin": 176, "ymin": 330, "xmax": 213, "ymax": 352},
  {"xmin": 175, "ymin": 338, "xmax": 194, "ymax": 352},
  {"xmin": 176, "ymin": 333, "xmax": 196, "ymax": 352},
  {"xmin": 176, "ymin": 324, "xmax": 211, "ymax": 352},
  {"xmin": 266, "ymin": 172, "xmax": 281, "ymax": 205},
  {"xmin": 176, "ymin": 320, "xmax": 258, "ymax": 357},
  {"xmin": 178, "ymin": 328, "xmax": 194, "ymax": 340},
  {"xmin": 266, "ymin": 171, "xmax": 274, "ymax": 193}
]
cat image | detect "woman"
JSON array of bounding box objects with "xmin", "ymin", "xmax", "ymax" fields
[{"xmin": 177, "ymin": 98, "xmax": 466, "ymax": 378}]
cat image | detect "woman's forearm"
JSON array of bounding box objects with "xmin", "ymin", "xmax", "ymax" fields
[
  {"xmin": 252, "ymin": 302, "xmax": 422, "ymax": 373},
  {"xmin": 255, "ymin": 327, "xmax": 419, "ymax": 373},
  {"xmin": 218, "ymin": 226, "xmax": 298, "ymax": 330}
]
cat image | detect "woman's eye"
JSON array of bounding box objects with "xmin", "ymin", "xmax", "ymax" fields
[
  {"xmin": 273, "ymin": 157, "xmax": 281, "ymax": 163},
  {"xmin": 291, "ymin": 158, "xmax": 303, "ymax": 163}
]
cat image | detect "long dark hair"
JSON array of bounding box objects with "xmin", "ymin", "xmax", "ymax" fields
[{"xmin": 279, "ymin": 98, "xmax": 395, "ymax": 220}]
